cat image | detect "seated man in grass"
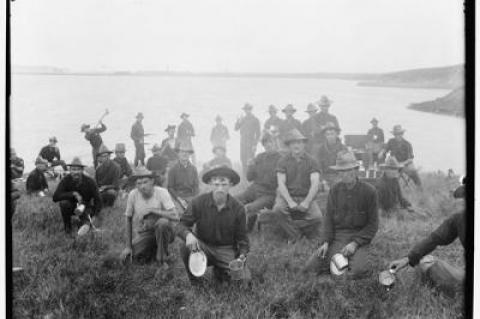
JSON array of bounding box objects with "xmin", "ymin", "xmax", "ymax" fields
[
  {"xmin": 176, "ymin": 166, "xmax": 250, "ymax": 284},
  {"xmin": 113, "ymin": 143, "xmax": 133, "ymax": 190},
  {"xmin": 303, "ymin": 151, "xmax": 378, "ymax": 279},
  {"xmin": 388, "ymin": 182, "xmax": 466, "ymax": 295},
  {"xmin": 258, "ymin": 129, "xmax": 322, "ymax": 243},
  {"xmin": 236, "ymin": 132, "xmax": 282, "ymax": 232},
  {"xmin": 120, "ymin": 167, "xmax": 178, "ymax": 275},
  {"xmin": 26, "ymin": 157, "xmax": 49, "ymax": 196},
  {"xmin": 316, "ymin": 122, "xmax": 347, "ymax": 187},
  {"xmin": 95, "ymin": 145, "xmax": 122, "ymax": 207},
  {"xmin": 52, "ymin": 157, "xmax": 102, "ymax": 234},
  {"xmin": 375, "ymin": 156, "xmax": 414, "ymax": 213}
]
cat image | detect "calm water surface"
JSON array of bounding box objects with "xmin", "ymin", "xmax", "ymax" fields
[{"xmin": 11, "ymin": 75, "xmax": 465, "ymax": 174}]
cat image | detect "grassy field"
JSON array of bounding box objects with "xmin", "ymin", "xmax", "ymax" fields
[{"xmin": 12, "ymin": 171, "xmax": 466, "ymax": 318}]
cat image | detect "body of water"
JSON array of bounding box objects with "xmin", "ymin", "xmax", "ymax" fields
[{"xmin": 11, "ymin": 74, "xmax": 465, "ymax": 174}]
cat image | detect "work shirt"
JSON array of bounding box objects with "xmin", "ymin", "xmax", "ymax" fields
[
  {"xmin": 84, "ymin": 123, "xmax": 107, "ymax": 149},
  {"xmin": 160, "ymin": 138, "xmax": 179, "ymax": 163},
  {"xmin": 52, "ymin": 174, "xmax": 102, "ymax": 213},
  {"xmin": 235, "ymin": 114, "xmax": 261, "ymax": 144},
  {"xmin": 246, "ymin": 151, "xmax": 282, "ymax": 194},
  {"xmin": 146, "ymin": 155, "xmax": 169, "ymax": 175},
  {"xmin": 10, "ymin": 156, "xmax": 25, "ymax": 179},
  {"xmin": 39, "ymin": 145, "xmax": 61, "ymax": 163},
  {"xmin": 177, "ymin": 120, "xmax": 195, "ymax": 143},
  {"xmin": 95, "ymin": 159, "xmax": 122, "ymax": 189},
  {"xmin": 321, "ymin": 179, "xmax": 379, "ymax": 246},
  {"xmin": 125, "ymin": 186, "xmax": 176, "ymax": 237},
  {"xmin": 264, "ymin": 115, "xmax": 283, "ymax": 131},
  {"xmin": 276, "ymin": 152, "xmax": 320, "ymax": 197},
  {"xmin": 177, "ymin": 192, "xmax": 249, "ymax": 256},
  {"xmin": 408, "ymin": 212, "xmax": 465, "ymax": 267},
  {"xmin": 130, "ymin": 121, "xmax": 144, "ymax": 144},
  {"xmin": 210, "ymin": 124, "xmax": 230, "ymax": 148},
  {"xmin": 384, "ymin": 138, "xmax": 414, "ymax": 163},
  {"xmin": 317, "ymin": 139, "xmax": 347, "ymax": 175},
  {"xmin": 26, "ymin": 168, "xmax": 48, "ymax": 193},
  {"xmin": 367, "ymin": 127, "xmax": 385, "ymax": 144},
  {"xmin": 314, "ymin": 112, "xmax": 340, "ymax": 131},
  {"xmin": 167, "ymin": 161, "xmax": 199, "ymax": 198},
  {"xmin": 113, "ymin": 157, "xmax": 133, "ymax": 178},
  {"xmin": 280, "ymin": 117, "xmax": 302, "ymax": 139},
  {"xmin": 375, "ymin": 175, "xmax": 411, "ymax": 211}
]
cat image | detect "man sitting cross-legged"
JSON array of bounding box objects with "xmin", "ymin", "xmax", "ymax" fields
[
  {"xmin": 258, "ymin": 129, "xmax": 322, "ymax": 243},
  {"xmin": 176, "ymin": 166, "xmax": 250, "ymax": 284},
  {"xmin": 120, "ymin": 167, "xmax": 179, "ymax": 276},
  {"xmin": 236, "ymin": 132, "xmax": 282, "ymax": 232}
]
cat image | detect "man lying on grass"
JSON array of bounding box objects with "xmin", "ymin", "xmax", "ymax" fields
[
  {"xmin": 176, "ymin": 165, "xmax": 251, "ymax": 284},
  {"xmin": 121, "ymin": 167, "xmax": 179, "ymax": 277},
  {"xmin": 388, "ymin": 181, "xmax": 466, "ymax": 295},
  {"xmin": 303, "ymin": 151, "xmax": 379, "ymax": 279}
]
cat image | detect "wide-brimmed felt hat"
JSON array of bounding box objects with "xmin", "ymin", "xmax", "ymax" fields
[
  {"xmin": 370, "ymin": 118, "xmax": 379, "ymax": 124},
  {"xmin": 391, "ymin": 125, "xmax": 405, "ymax": 135},
  {"xmin": 305, "ymin": 103, "xmax": 318, "ymax": 113},
  {"xmin": 175, "ymin": 142, "xmax": 194, "ymax": 154},
  {"xmin": 80, "ymin": 124, "xmax": 90, "ymax": 132},
  {"xmin": 215, "ymin": 115, "xmax": 222, "ymax": 121},
  {"xmin": 131, "ymin": 166, "xmax": 155, "ymax": 180},
  {"xmin": 202, "ymin": 165, "xmax": 240, "ymax": 185},
  {"xmin": 283, "ymin": 129, "xmax": 308, "ymax": 144},
  {"xmin": 268, "ymin": 105, "xmax": 278, "ymax": 113},
  {"xmin": 282, "ymin": 104, "xmax": 296, "ymax": 113},
  {"xmin": 212, "ymin": 145, "xmax": 226, "ymax": 153},
  {"xmin": 165, "ymin": 124, "xmax": 176, "ymax": 132},
  {"xmin": 96, "ymin": 145, "xmax": 113, "ymax": 157},
  {"xmin": 242, "ymin": 103, "xmax": 253, "ymax": 111},
  {"xmin": 67, "ymin": 157, "xmax": 86, "ymax": 167},
  {"xmin": 35, "ymin": 157, "xmax": 48, "ymax": 166},
  {"xmin": 135, "ymin": 112, "xmax": 144, "ymax": 119},
  {"xmin": 49, "ymin": 136, "xmax": 58, "ymax": 143},
  {"xmin": 151, "ymin": 143, "xmax": 163, "ymax": 152},
  {"xmin": 317, "ymin": 95, "xmax": 333, "ymax": 107},
  {"xmin": 321, "ymin": 122, "xmax": 341, "ymax": 134},
  {"xmin": 115, "ymin": 143, "xmax": 126, "ymax": 152},
  {"xmin": 329, "ymin": 151, "xmax": 360, "ymax": 171},
  {"xmin": 180, "ymin": 112, "xmax": 190, "ymax": 119},
  {"xmin": 379, "ymin": 156, "xmax": 403, "ymax": 170}
]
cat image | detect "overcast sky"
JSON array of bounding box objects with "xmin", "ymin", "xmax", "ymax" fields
[{"xmin": 11, "ymin": 0, "xmax": 464, "ymax": 73}]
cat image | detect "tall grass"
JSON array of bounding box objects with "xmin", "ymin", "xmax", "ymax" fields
[{"xmin": 12, "ymin": 172, "xmax": 465, "ymax": 318}]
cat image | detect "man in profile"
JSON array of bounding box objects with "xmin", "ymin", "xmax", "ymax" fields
[
  {"xmin": 235, "ymin": 103, "xmax": 261, "ymax": 175},
  {"xmin": 120, "ymin": 167, "xmax": 178, "ymax": 276},
  {"xmin": 38, "ymin": 136, "xmax": 67, "ymax": 171},
  {"xmin": 81, "ymin": 121, "xmax": 107, "ymax": 168},
  {"xmin": 52, "ymin": 157, "xmax": 102, "ymax": 234},
  {"xmin": 131, "ymin": 112, "xmax": 146, "ymax": 167},
  {"xmin": 176, "ymin": 165, "xmax": 250, "ymax": 284},
  {"xmin": 95, "ymin": 145, "xmax": 122, "ymax": 207}
]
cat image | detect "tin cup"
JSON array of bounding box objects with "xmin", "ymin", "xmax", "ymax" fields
[
  {"xmin": 332, "ymin": 253, "xmax": 349, "ymax": 271},
  {"xmin": 38, "ymin": 191, "xmax": 45, "ymax": 197},
  {"xmin": 378, "ymin": 269, "xmax": 396, "ymax": 291},
  {"xmin": 74, "ymin": 204, "xmax": 86, "ymax": 216},
  {"xmin": 229, "ymin": 259, "xmax": 245, "ymax": 281}
]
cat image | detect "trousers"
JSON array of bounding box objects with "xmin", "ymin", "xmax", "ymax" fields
[
  {"xmin": 236, "ymin": 184, "xmax": 275, "ymax": 231},
  {"xmin": 132, "ymin": 217, "xmax": 175, "ymax": 264},
  {"xmin": 418, "ymin": 255, "xmax": 464, "ymax": 295},
  {"xmin": 59, "ymin": 200, "xmax": 92, "ymax": 233},
  {"xmin": 134, "ymin": 142, "xmax": 146, "ymax": 167}
]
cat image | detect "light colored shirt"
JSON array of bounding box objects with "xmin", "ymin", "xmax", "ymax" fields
[{"xmin": 125, "ymin": 186, "xmax": 176, "ymax": 235}]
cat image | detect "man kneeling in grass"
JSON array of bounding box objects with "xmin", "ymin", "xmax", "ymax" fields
[
  {"xmin": 176, "ymin": 165, "xmax": 250, "ymax": 284},
  {"xmin": 121, "ymin": 167, "xmax": 178, "ymax": 275},
  {"xmin": 303, "ymin": 151, "xmax": 379, "ymax": 279}
]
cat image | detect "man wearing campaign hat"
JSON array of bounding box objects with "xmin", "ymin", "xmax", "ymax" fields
[
  {"xmin": 380, "ymin": 125, "xmax": 421, "ymax": 187},
  {"xmin": 316, "ymin": 122, "xmax": 347, "ymax": 186},
  {"xmin": 301, "ymin": 103, "xmax": 319, "ymax": 154},
  {"xmin": 375, "ymin": 156, "xmax": 413, "ymax": 213},
  {"xmin": 235, "ymin": 103, "xmax": 261, "ymax": 175},
  {"xmin": 146, "ymin": 144, "xmax": 169, "ymax": 186},
  {"xmin": 210, "ymin": 115, "xmax": 230, "ymax": 149},
  {"xmin": 131, "ymin": 112, "xmax": 146, "ymax": 167},
  {"xmin": 160, "ymin": 125, "xmax": 179, "ymax": 167},
  {"xmin": 176, "ymin": 165, "xmax": 250, "ymax": 283},
  {"xmin": 279, "ymin": 104, "xmax": 302, "ymax": 141},
  {"xmin": 258, "ymin": 129, "xmax": 322, "ymax": 242},
  {"xmin": 120, "ymin": 167, "xmax": 178, "ymax": 276},
  {"xmin": 314, "ymin": 95, "xmax": 340, "ymax": 136},
  {"xmin": 53, "ymin": 157, "xmax": 102, "ymax": 234},
  {"xmin": 38, "ymin": 136, "xmax": 67, "ymax": 171},
  {"xmin": 264, "ymin": 105, "xmax": 283, "ymax": 132},
  {"xmin": 81, "ymin": 120, "xmax": 107, "ymax": 168},
  {"xmin": 167, "ymin": 142, "xmax": 199, "ymax": 214},
  {"xmin": 95, "ymin": 145, "xmax": 122, "ymax": 207},
  {"xmin": 26, "ymin": 157, "xmax": 49, "ymax": 195},
  {"xmin": 177, "ymin": 113, "xmax": 196, "ymax": 161},
  {"xmin": 303, "ymin": 151, "xmax": 378, "ymax": 279},
  {"xmin": 365, "ymin": 118, "xmax": 385, "ymax": 168}
]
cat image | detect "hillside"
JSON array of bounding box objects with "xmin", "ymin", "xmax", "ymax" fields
[
  {"xmin": 408, "ymin": 86, "xmax": 465, "ymax": 117},
  {"xmin": 358, "ymin": 64, "xmax": 464, "ymax": 89}
]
